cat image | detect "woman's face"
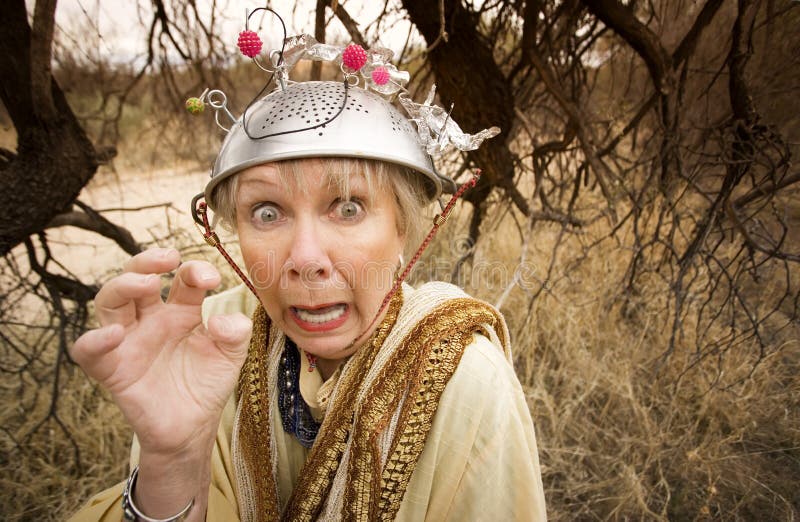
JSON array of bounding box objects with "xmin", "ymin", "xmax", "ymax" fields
[{"xmin": 235, "ymin": 160, "xmax": 405, "ymax": 362}]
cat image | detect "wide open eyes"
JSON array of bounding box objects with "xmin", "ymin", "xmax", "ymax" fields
[
  {"xmin": 252, "ymin": 203, "xmax": 282, "ymax": 224},
  {"xmin": 332, "ymin": 198, "xmax": 365, "ymax": 222},
  {"xmin": 249, "ymin": 198, "xmax": 364, "ymax": 226}
]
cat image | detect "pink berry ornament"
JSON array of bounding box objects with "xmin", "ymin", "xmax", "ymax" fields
[
  {"xmin": 342, "ymin": 44, "xmax": 368, "ymax": 71},
  {"xmin": 238, "ymin": 30, "xmax": 262, "ymax": 58},
  {"xmin": 185, "ymin": 97, "xmax": 204, "ymax": 115},
  {"xmin": 371, "ymin": 66, "xmax": 390, "ymax": 85}
]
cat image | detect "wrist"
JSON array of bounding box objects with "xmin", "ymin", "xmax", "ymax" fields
[
  {"xmin": 133, "ymin": 447, "xmax": 211, "ymax": 519},
  {"xmin": 135, "ymin": 417, "xmax": 219, "ymax": 462},
  {"xmin": 123, "ymin": 465, "xmax": 196, "ymax": 522}
]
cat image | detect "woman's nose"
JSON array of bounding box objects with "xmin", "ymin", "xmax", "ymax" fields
[{"xmin": 284, "ymin": 219, "xmax": 333, "ymax": 284}]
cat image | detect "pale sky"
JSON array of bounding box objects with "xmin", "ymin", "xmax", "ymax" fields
[{"xmin": 43, "ymin": 0, "xmax": 420, "ymax": 66}]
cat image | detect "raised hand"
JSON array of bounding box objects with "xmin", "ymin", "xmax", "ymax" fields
[{"xmin": 71, "ymin": 248, "xmax": 252, "ymax": 457}]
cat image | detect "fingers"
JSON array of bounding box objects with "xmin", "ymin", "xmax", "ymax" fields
[
  {"xmin": 95, "ymin": 272, "xmax": 163, "ymax": 326},
  {"xmin": 206, "ymin": 313, "xmax": 252, "ymax": 363},
  {"xmin": 123, "ymin": 247, "xmax": 181, "ymax": 275},
  {"xmin": 70, "ymin": 324, "xmax": 125, "ymax": 382},
  {"xmin": 94, "ymin": 248, "xmax": 182, "ymax": 326},
  {"xmin": 167, "ymin": 261, "xmax": 221, "ymax": 307}
]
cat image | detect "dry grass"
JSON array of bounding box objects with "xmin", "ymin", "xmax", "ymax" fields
[
  {"xmin": 0, "ymin": 353, "xmax": 131, "ymax": 520},
  {"xmin": 519, "ymin": 278, "xmax": 799, "ymax": 520},
  {"xmin": 446, "ymin": 207, "xmax": 800, "ymax": 520},
  {"xmin": 2, "ymin": 182, "xmax": 799, "ymax": 521}
]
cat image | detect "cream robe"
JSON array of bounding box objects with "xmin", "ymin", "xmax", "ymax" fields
[{"xmin": 69, "ymin": 284, "xmax": 546, "ymax": 521}]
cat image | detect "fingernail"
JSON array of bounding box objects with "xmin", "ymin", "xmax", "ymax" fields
[
  {"xmin": 159, "ymin": 248, "xmax": 176, "ymax": 258},
  {"xmin": 201, "ymin": 271, "xmax": 217, "ymax": 281},
  {"xmin": 144, "ymin": 274, "xmax": 158, "ymax": 284}
]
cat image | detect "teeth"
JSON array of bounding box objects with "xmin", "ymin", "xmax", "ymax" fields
[{"xmin": 295, "ymin": 304, "xmax": 346, "ymax": 324}]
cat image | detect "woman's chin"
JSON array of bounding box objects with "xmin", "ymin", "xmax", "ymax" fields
[
  {"xmin": 288, "ymin": 300, "xmax": 396, "ymax": 361},
  {"xmin": 291, "ymin": 334, "xmax": 360, "ymax": 362}
]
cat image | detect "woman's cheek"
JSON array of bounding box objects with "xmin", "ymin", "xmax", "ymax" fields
[
  {"xmin": 248, "ymin": 256, "xmax": 280, "ymax": 290},
  {"xmin": 240, "ymin": 236, "xmax": 281, "ymax": 291}
]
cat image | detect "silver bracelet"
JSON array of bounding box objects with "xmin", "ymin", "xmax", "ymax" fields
[{"xmin": 122, "ymin": 465, "xmax": 195, "ymax": 522}]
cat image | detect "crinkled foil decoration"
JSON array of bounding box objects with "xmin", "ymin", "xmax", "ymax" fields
[
  {"xmin": 399, "ymin": 85, "xmax": 501, "ymax": 156},
  {"xmin": 281, "ymin": 34, "xmax": 341, "ymax": 66},
  {"xmin": 276, "ymin": 35, "xmax": 408, "ymax": 95}
]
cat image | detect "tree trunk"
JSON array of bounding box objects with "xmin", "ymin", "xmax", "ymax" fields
[
  {"xmin": 401, "ymin": 0, "xmax": 518, "ymax": 211},
  {"xmin": 0, "ymin": 0, "xmax": 100, "ymax": 255}
]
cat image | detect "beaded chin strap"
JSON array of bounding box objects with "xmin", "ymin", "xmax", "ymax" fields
[{"xmin": 191, "ymin": 170, "xmax": 481, "ymax": 369}]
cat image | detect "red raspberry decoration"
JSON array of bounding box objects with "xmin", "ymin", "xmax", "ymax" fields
[
  {"xmin": 342, "ymin": 44, "xmax": 368, "ymax": 71},
  {"xmin": 238, "ymin": 30, "xmax": 262, "ymax": 58},
  {"xmin": 371, "ymin": 66, "xmax": 390, "ymax": 85}
]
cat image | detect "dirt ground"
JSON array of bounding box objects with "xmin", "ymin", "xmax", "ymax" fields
[{"xmin": 43, "ymin": 166, "xmax": 223, "ymax": 282}]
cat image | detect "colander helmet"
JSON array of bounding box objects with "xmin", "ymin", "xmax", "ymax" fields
[
  {"xmin": 194, "ymin": 15, "xmax": 500, "ymax": 211},
  {"xmin": 205, "ymin": 81, "xmax": 451, "ymax": 206}
]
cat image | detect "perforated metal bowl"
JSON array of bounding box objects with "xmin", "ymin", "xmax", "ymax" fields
[{"xmin": 206, "ymin": 81, "xmax": 449, "ymax": 206}]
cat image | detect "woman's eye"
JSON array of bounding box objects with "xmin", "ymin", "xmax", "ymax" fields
[
  {"xmin": 335, "ymin": 200, "xmax": 363, "ymax": 220},
  {"xmin": 254, "ymin": 204, "xmax": 281, "ymax": 223}
]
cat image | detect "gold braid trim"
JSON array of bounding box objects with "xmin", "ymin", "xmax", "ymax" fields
[
  {"xmin": 345, "ymin": 298, "xmax": 506, "ymax": 521},
  {"xmin": 238, "ymin": 288, "xmax": 404, "ymax": 522},
  {"xmin": 237, "ymin": 291, "xmax": 505, "ymax": 521},
  {"xmin": 237, "ymin": 306, "xmax": 281, "ymax": 520},
  {"xmin": 282, "ymin": 287, "xmax": 402, "ymax": 521}
]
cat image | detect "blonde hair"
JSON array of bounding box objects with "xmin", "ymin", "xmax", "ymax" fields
[{"xmin": 209, "ymin": 158, "xmax": 431, "ymax": 253}]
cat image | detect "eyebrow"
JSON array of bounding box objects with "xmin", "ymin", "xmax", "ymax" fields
[
  {"xmin": 238, "ymin": 175, "xmax": 281, "ymax": 188},
  {"xmin": 324, "ymin": 172, "xmax": 372, "ymax": 195}
]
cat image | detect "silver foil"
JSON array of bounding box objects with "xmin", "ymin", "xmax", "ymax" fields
[{"xmin": 399, "ymin": 85, "xmax": 501, "ymax": 156}]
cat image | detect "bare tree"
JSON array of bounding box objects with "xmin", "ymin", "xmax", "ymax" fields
[
  {"xmin": 391, "ymin": 0, "xmax": 798, "ymax": 377},
  {"xmin": 1, "ymin": 0, "xmax": 798, "ymax": 518},
  {"xmin": 0, "ymin": 0, "xmax": 228, "ymax": 478}
]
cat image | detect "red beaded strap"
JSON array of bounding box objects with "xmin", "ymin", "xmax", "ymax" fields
[{"xmin": 195, "ymin": 202, "xmax": 260, "ymax": 298}]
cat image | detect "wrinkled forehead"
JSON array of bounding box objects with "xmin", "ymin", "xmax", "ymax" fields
[{"xmin": 234, "ymin": 158, "xmax": 391, "ymax": 200}]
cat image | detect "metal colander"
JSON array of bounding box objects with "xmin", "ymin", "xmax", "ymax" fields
[{"xmin": 205, "ymin": 81, "xmax": 450, "ymax": 205}]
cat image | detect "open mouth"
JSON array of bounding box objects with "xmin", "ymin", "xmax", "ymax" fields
[
  {"xmin": 290, "ymin": 303, "xmax": 349, "ymax": 331},
  {"xmin": 292, "ymin": 304, "xmax": 347, "ymax": 323}
]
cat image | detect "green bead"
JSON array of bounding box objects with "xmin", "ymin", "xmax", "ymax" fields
[{"xmin": 185, "ymin": 97, "xmax": 205, "ymax": 114}]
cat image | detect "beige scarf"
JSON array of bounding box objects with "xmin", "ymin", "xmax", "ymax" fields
[{"xmin": 232, "ymin": 282, "xmax": 510, "ymax": 521}]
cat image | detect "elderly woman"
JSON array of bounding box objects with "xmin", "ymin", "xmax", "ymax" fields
[{"xmin": 69, "ymin": 21, "xmax": 545, "ymax": 522}]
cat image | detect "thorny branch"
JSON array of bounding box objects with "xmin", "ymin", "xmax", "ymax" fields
[{"xmin": 399, "ymin": 0, "xmax": 798, "ymax": 384}]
